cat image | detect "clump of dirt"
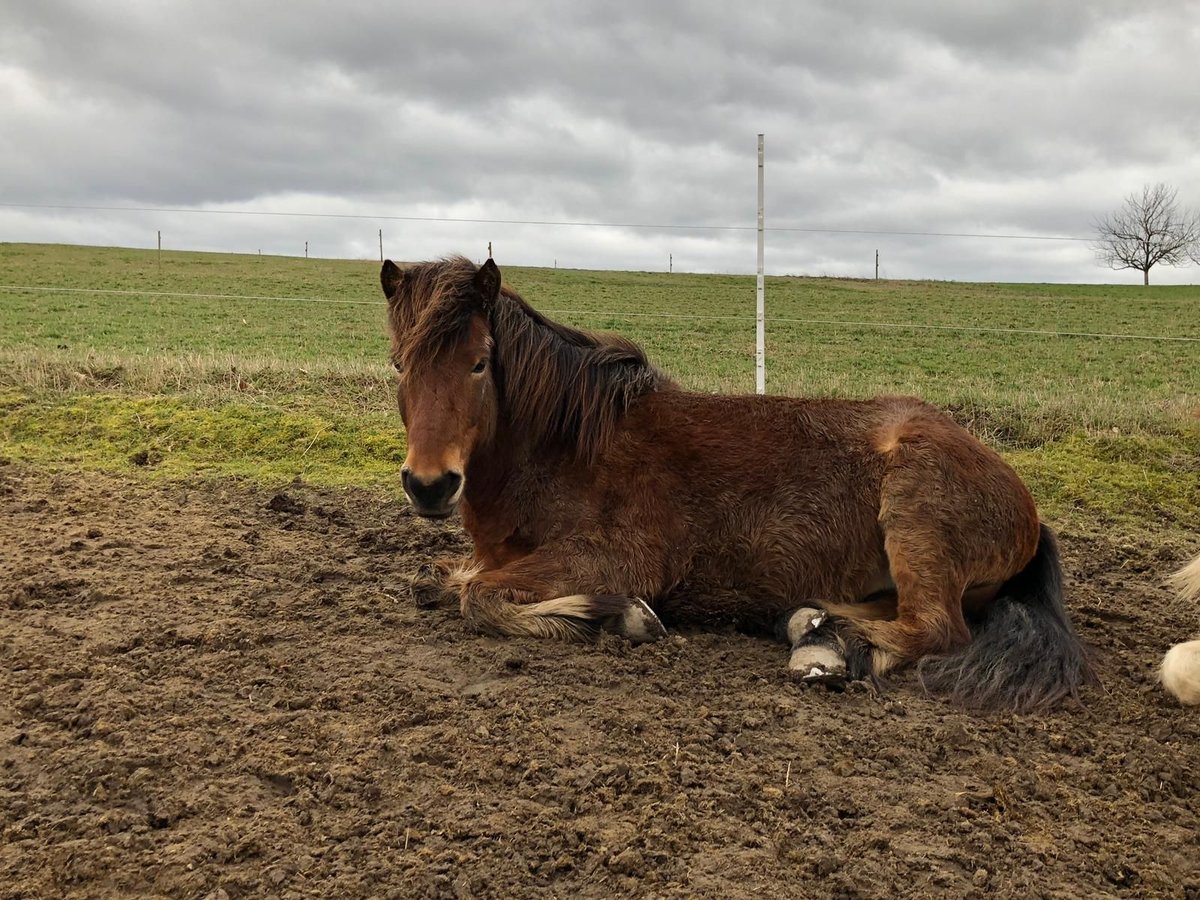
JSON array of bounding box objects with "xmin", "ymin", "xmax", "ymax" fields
[
  {"xmin": 127, "ymin": 448, "xmax": 163, "ymax": 468},
  {"xmin": 1, "ymin": 464, "xmax": 1197, "ymax": 898}
]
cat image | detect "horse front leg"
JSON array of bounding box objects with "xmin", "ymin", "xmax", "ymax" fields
[
  {"xmin": 446, "ymin": 552, "xmax": 667, "ymax": 644},
  {"xmin": 405, "ymin": 555, "xmax": 472, "ymax": 609}
]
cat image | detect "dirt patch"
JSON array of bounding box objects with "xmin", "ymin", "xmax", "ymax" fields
[{"xmin": 1, "ymin": 461, "xmax": 1198, "ymax": 898}]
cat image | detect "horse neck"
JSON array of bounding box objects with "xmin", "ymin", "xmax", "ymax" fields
[
  {"xmin": 463, "ymin": 428, "xmax": 517, "ymax": 509},
  {"xmin": 459, "ymin": 295, "xmax": 666, "ymax": 530},
  {"xmin": 460, "ymin": 413, "xmax": 564, "ymax": 551}
]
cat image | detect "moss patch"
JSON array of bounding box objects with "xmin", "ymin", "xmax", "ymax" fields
[
  {"xmin": 4, "ymin": 390, "xmax": 1197, "ymax": 545},
  {"xmin": 1008, "ymin": 430, "xmax": 1200, "ymax": 537},
  {"xmin": 0, "ymin": 391, "xmax": 407, "ymax": 490}
]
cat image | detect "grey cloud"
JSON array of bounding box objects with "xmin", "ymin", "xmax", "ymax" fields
[{"xmin": 2, "ymin": 0, "xmax": 1199, "ymax": 284}]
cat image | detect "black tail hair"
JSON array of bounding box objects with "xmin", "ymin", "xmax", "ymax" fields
[{"xmin": 918, "ymin": 524, "xmax": 1094, "ymax": 711}]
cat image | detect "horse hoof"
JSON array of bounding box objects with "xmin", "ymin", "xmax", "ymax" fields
[
  {"xmin": 785, "ymin": 606, "xmax": 828, "ymax": 644},
  {"xmin": 617, "ymin": 597, "xmax": 668, "ymax": 644},
  {"xmin": 789, "ymin": 644, "xmax": 848, "ymax": 687},
  {"xmin": 407, "ymin": 563, "xmax": 448, "ymax": 609}
]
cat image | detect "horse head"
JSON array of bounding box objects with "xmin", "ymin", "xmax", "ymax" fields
[{"xmin": 382, "ymin": 256, "xmax": 501, "ymax": 518}]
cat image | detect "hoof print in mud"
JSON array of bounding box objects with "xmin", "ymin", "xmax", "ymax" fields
[{"xmin": 266, "ymin": 492, "xmax": 306, "ymax": 516}]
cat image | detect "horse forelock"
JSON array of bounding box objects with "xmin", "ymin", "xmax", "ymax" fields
[{"xmin": 389, "ymin": 256, "xmax": 483, "ymax": 372}]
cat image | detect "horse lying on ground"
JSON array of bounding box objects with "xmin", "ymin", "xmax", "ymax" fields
[
  {"xmin": 382, "ymin": 255, "xmax": 1092, "ymax": 710},
  {"xmin": 1161, "ymin": 554, "xmax": 1200, "ymax": 705}
]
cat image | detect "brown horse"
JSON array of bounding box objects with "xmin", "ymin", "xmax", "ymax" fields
[{"xmin": 383, "ymin": 255, "xmax": 1092, "ymax": 710}]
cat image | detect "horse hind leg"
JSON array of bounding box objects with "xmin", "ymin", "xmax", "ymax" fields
[
  {"xmin": 865, "ymin": 584, "xmax": 968, "ymax": 679},
  {"xmin": 823, "ymin": 534, "xmax": 971, "ymax": 679},
  {"xmin": 782, "ymin": 606, "xmax": 857, "ymax": 685},
  {"xmin": 783, "ymin": 597, "xmax": 895, "ymax": 685}
]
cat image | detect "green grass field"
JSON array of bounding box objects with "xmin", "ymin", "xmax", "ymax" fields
[{"xmin": 1, "ymin": 242, "xmax": 1197, "ymax": 541}]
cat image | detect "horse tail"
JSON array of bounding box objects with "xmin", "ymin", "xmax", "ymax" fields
[
  {"xmin": 917, "ymin": 524, "xmax": 1094, "ymax": 710},
  {"xmin": 1160, "ymin": 554, "xmax": 1200, "ymax": 706}
]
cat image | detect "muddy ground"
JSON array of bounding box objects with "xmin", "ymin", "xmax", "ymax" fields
[{"xmin": 1, "ymin": 460, "xmax": 1198, "ymax": 899}]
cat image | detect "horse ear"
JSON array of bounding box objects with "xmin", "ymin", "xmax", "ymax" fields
[
  {"xmin": 474, "ymin": 259, "xmax": 501, "ymax": 308},
  {"xmin": 381, "ymin": 260, "xmax": 404, "ymax": 299}
]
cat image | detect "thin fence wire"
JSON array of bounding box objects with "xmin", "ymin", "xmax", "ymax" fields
[
  {"xmin": 545, "ymin": 311, "xmax": 1200, "ymax": 344},
  {"xmin": 0, "ymin": 202, "xmax": 1095, "ymax": 242},
  {"xmin": 3, "ymin": 283, "xmax": 1199, "ymax": 343},
  {"xmin": 0, "ymin": 284, "xmax": 381, "ymax": 306}
]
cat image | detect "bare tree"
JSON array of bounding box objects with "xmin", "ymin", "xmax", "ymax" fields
[{"xmin": 1093, "ymin": 183, "xmax": 1200, "ymax": 285}]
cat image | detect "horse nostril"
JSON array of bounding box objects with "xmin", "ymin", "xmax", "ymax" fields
[{"xmin": 402, "ymin": 470, "xmax": 463, "ymax": 512}]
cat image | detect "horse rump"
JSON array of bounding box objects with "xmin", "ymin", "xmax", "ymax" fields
[
  {"xmin": 916, "ymin": 524, "xmax": 1093, "ymax": 711},
  {"xmin": 1160, "ymin": 554, "xmax": 1200, "ymax": 706}
]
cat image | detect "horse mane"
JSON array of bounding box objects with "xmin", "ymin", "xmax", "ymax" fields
[
  {"xmin": 390, "ymin": 256, "xmax": 674, "ymax": 465},
  {"xmin": 490, "ymin": 289, "xmax": 674, "ymax": 464}
]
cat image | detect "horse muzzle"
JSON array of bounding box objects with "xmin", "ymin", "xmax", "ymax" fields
[{"xmin": 401, "ymin": 467, "xmax": 464, "ymax": 519}]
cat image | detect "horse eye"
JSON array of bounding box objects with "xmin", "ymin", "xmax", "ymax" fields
[
  {"xmin": 392, "ymin": 361, "xmax": 403, "ymax": 372},
  {"xmin": 472, "ymin": 359, "xmax": 488, "ymax": 374}
]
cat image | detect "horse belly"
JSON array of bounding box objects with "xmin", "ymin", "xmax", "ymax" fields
[
  {"xmin": 659, "ymin": 514, "xmax": 888, "ymax": 629},
  {"xmin": 621, "ymin": 392, "xmax": 892, "ymax": 624}
]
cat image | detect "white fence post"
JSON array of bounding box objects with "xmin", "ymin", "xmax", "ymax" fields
[{"xmin": 756, "ymin": 134, "xmax": 765, "ymax": 395}]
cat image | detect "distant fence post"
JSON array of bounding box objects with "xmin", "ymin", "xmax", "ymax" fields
[
  {"xmin": 875, "ymin": 249, "xmax": 879, "ymax": 280},
  {"xmin": 305, "ymin": 241, "xmax": 308, "ymax": 259},
  {"xmin": 756, "ymin": 134, "xmax": 765, "ymax": 395},
  {"xmin": 379, "ymin": 229, "xmax": 383, "ymax": 263},
  {"xmin": 157, "ymin": 230, "xmax": 161, "ymax": 272}
]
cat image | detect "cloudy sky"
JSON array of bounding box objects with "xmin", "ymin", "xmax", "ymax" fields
[{"xmin": 2, "ymin": 0, "xmax": 1199, "ymax": 282}]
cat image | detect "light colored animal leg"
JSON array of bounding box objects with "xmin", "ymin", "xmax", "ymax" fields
[
  {"xmin": 1160, "ymin": 639, "xmax": 1200, "ymax": 706},
  {"xmin": 1161, "ymin": 554, "xmax": 1200, "ymax": 705},
  {"xmin": 1168, "ymin": 553, "xmax": 1200, "ymax": 600}
]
